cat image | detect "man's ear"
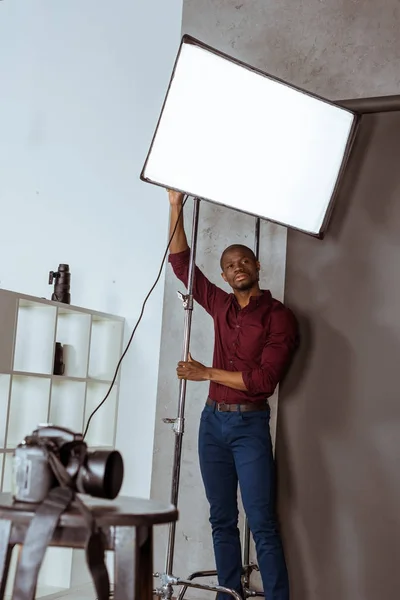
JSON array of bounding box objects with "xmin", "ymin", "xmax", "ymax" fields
[
  {"xmin": 221, "ymin": 271, "xmax": 227, "ymax": 282},
  {"xmin": 256, "ymin": 261, "xmax": 261, "ymax": 272}
]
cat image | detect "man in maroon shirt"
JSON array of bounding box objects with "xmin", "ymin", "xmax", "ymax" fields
[{"xmin": 167, "ymin": 190, "xmax": 298, "ymax": 600}]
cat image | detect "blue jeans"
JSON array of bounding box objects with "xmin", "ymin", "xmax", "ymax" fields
[{"xmin": 198, "ymin": 401, "xmax": 289, "ymax": 600}]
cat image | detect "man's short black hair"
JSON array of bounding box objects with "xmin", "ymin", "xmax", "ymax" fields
[{"xmin": 220, "ymin": 244, "xmax": 257, "ymax": 270}]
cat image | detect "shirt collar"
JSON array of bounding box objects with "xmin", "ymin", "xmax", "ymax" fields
[{"xmin": 231, "ymin": 289, "xmax": 272, "ymax": 310}]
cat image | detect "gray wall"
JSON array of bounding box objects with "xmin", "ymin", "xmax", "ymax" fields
[
  {"xmin": 151, "ymin": 1, "xmax": 400, "ymax": 597},
  {"xmin": 278, "ymin": 111, "xmax": 400, "ymax": 600}
]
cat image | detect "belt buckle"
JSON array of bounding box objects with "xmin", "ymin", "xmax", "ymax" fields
[{"xmin": 217, "ymin": 402, "xmax": 226, "ymax": 412}]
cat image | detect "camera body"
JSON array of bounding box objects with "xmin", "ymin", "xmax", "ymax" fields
[{"xmin": 13, "ymin": 425, "xmax": 123, "ymax": 504}]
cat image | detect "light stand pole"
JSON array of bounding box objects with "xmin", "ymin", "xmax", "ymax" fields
[
  {"xmin": 154, "ymin": 197, "xmax": 241, "ymax": 600},
  {"xmin": 165, "ymin": 196, "xmax": 201, "ymax": 578}
]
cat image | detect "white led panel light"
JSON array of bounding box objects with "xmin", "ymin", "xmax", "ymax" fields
[{"xmin": 141, "ymin": 36, "xmax": 359, "ymax": 236}]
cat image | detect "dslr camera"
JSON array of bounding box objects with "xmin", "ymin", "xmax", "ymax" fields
[{"xmin": 13, "ymin": 425, "xmax": 124, "ymax": 503}]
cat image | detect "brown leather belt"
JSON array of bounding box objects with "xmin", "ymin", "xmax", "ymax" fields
[{"xmin": 206, "ymin": 397, "xmax": 268, "ymax": 412}]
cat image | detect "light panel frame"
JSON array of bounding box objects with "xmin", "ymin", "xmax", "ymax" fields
[{"xmin": 141, "ymin": 35, "xmax": 360, "ymax": 238}]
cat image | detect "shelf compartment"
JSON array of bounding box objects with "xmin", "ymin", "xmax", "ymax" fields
[
  {"xmin": 13, "ymin": 300, "xmax": 57, "ymax": 374},
  {"xmin": 49, "ymin": 380, "xmax": 86, "ymax": 433},
  {"xmin": 83, "ymin": 382, "xmax": 117, "ymax": 448},
  {"xmin": 7, "ymin": 375, "xmax": 51, "ymax": 448},
  {"xmin": 0, "ymin": 293, "xmax": 18, "ymax": 372},
  {"xmin": 88, "ymin": 317, "xmax": 123, "ymax": 381},
  {"xmin": 0, "ymin": 375, "xmax": 11, "ymax": 448},
  {"xmin": 54, "ymin": 309, "xmax": 91, "ymax": 378},
  {"xmin": 0, "ymin": 453, "xmax": 4, "ymax": 491},
  {"xmin": 2, "ymin": 451, "xmax": 13, "ymax": 492}
]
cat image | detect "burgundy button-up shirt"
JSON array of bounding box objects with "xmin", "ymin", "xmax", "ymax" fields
[{"xmin": 169, "ymin": 248, "xmax": 298, "ymax": 404}]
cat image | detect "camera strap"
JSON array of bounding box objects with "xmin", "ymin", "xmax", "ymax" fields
[
  {"xmin": 12, "ymin": 454, "xmax": 110, "ymax": 600},
  {"xmin": 13, "ymin": 486, "xmax": 75, "ymax": 600}
]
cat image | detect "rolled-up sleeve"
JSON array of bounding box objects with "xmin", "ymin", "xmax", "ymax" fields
[
  {"xmin": 241, "ymin": 306, "xmax": 298, "ymax": 396},
  {"xmin": 168, "ymin": 249, "xmax": 191, "ymax": 286}
]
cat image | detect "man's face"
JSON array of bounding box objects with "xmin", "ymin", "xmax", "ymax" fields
[{"xmin": 221, "ymin": 247, "xmax": 260, "ymax": 291}]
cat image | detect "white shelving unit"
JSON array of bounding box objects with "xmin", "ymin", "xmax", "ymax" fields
[{"xmin": 0, "ymin": 288, "xmax": 125, "ymax": 598}]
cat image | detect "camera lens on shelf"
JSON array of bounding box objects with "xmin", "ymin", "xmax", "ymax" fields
[{"xmin": 48, "ymin": 264, "xmax": 71, "ymax": 304}]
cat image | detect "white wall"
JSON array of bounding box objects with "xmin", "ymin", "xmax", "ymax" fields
[{"xmin": 0, "ymin": 0, "xmax": 183, "ymax": 497}]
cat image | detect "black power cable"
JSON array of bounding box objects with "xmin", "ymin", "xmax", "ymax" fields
[{"xmin": 83, "ymin": 195, "xmax": 188, "ymax": 440}]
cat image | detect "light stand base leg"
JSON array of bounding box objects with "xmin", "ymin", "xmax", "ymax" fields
[
  {"xmin": 242, "ymin": 565, "xmax": 264, "ymax": 598},
  {"xmin": 154, "ymin": 572, "xmax": 242, "ymax": 600},
  {"xmin": 164, "ymin": 566, "xmax": 264, "ymax": 600}
]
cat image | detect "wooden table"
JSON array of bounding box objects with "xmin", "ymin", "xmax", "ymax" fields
[{"xmin": 0, "ymin": 492, "xmax": 178, "ymax": 600}]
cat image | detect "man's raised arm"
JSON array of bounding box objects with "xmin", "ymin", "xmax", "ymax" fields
[
  {"xmin": 166, "ymin": 190, "xmax": 228, "ymax": 317},
  {"xmin": 168, "ymin": 190, "xmax": 189, "ymax": 254}
]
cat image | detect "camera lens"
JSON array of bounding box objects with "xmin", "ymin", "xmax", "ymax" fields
[
  {"xmin": 80, "ymin": 450, "xmax": 124, "ymax": 499},
  {"xmin": 49, "ymin": 263, "xmax": 71, "ymax": 304}
]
